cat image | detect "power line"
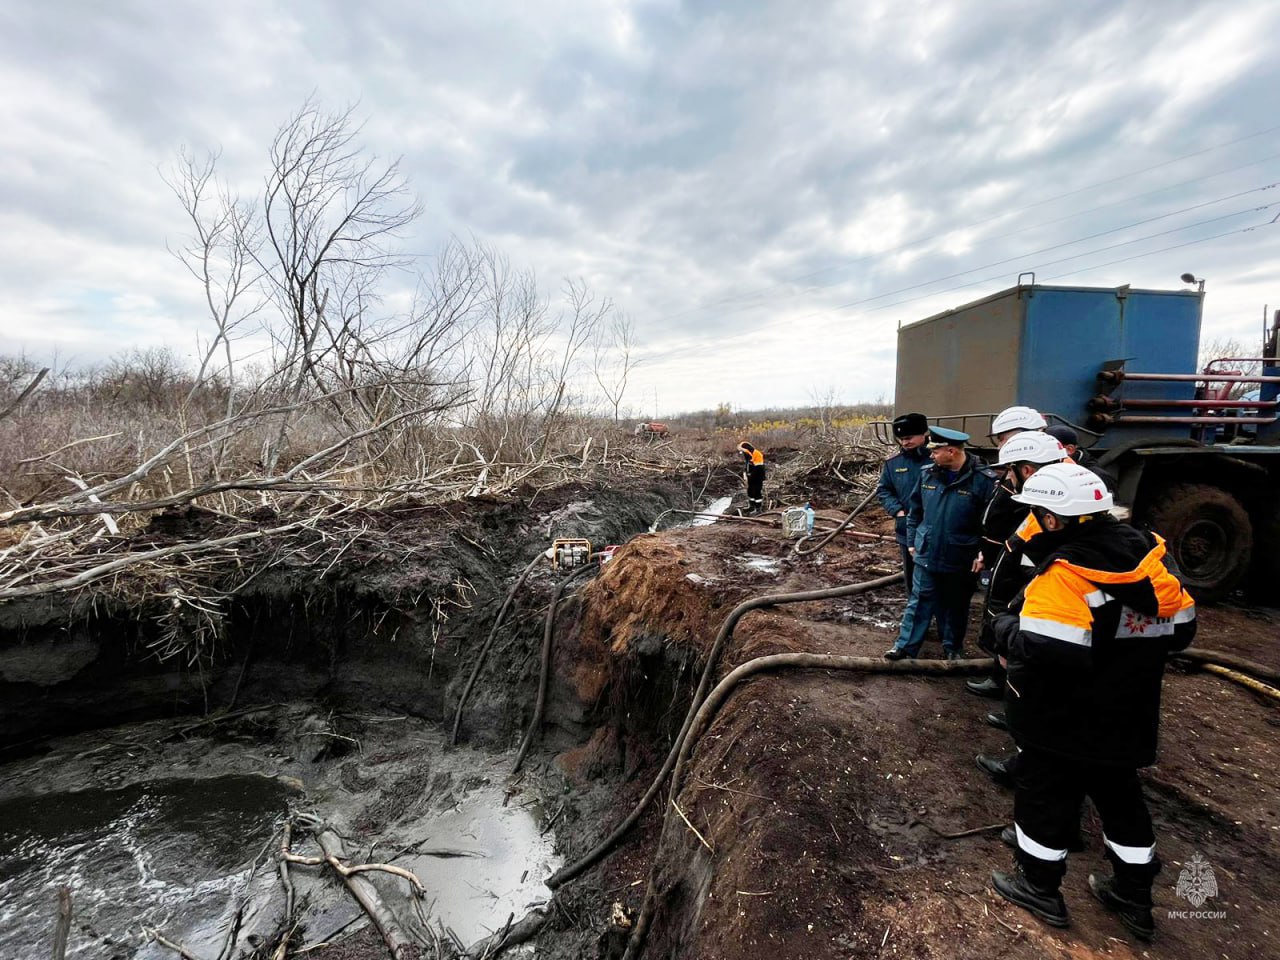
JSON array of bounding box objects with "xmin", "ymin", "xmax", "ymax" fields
[
  {"xmin": 934, "ymin": 152, "xmax": 1280, "ymax": 260},
  {"xmin": 1042, "ymin": 220, "xmax": 1280, "ymax": 282},
  {"xmin": 780, "ymin": 183, "xmax": 1280, "ymax": 323},
  {"xmin": 747, "ymin": 184, "xmax": 1274, "ymax": 335},
  {"xmin": 659, "ymin": 124, "xmax": 1280, "ymax": 320},
  {"xmin": 631, "ymin": 201, "xmax": 1280, "ymax": 369},
  {"xmin": 861, "ymin": 216, "xmax": 1280, "ymax": 317}
]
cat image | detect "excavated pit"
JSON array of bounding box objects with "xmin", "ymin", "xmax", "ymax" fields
[
  {"xmin": 3, "ymin": 469, "xmax": 1279, "ymax": 960},
  {"xmin": 0, "ymin": 474, "xmax": 724, "ymax": 959}
]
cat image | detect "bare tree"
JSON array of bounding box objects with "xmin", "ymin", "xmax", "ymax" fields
[
  {"xmin": 256, "ymin": 97, "xmax": 423, "ymax": 471},
  {"xmin": 535, "ymin": 278, "xmax": 610, "ymax": 455},
  {"xmin": 163, "ymin": 146, "xmax": 263, "ymax": 424},
  {"xmin": 593, "ymin": 312, "xmax": 641, "ymax": 422},
  {"xmin": 807, "ymin": 385, "xmax": 845, "ymax": 436}
]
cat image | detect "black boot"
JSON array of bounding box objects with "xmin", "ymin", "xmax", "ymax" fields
[
  {"xmin": 992, "ymin": 865, "xmax": 1069, "ymax": 928},
  {"xmin": 966, "ymin": 676, "xmax": 1003, "ymax": 698},
  {"xmin": 1088, "ymin": 874, "xmax": 1155, "ymax": 941},
  {"xmin": 976, "ymin": 753, "xmax": 1015, "ymax": 788}
]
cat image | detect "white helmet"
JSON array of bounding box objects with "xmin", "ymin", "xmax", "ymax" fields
[
  {"xmin": 1013, "ymin": 462, "xmax": 1113, "ymax": 515},
  {"xmin": 991, "ymin": 405, "xmax": 1047, "ymax": 434},
  {"xmin": 997, "ymin": 431, "xmax": 1068, "ymax": 466}
]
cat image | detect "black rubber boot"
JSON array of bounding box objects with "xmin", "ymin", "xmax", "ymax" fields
[
  {"xmin": 976, "ymin": 753, "xmax": 1015, "ymax": 788},
  {"xmin": 1089, "ymin": 873, "xmax": 1155, "ymax": 941},
  {"xmin": 992, "ymin": 866, "xmax": 1070, "ymax": 928},
  {"xmin": 966, "ymin": 676, "xmax": 1003, "ymax": 698}
]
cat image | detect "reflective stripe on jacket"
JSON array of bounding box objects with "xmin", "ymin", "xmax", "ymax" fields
[{"xmin": 993, "ymin": 520, "xmax": 1196, "ymax": 767}]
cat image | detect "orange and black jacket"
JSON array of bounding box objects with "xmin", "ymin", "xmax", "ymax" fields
[{"xmin": 991, "ymin": 517, "xmax": 1196, "ymax": 768}]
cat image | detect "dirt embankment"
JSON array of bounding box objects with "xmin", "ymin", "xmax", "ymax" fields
[
  {"xmin": 0, "ymin": 475, "xmax": 707, "ymax": 753},
  {"xmin": 556, "ymin": 509, "xmax": 1280, "ymax": 960}
]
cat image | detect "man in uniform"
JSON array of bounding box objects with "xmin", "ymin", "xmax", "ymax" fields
[
  {"xmin": 988, "ymin": 463, "xmax": 1196, "ymax": 940},
  {"xmin": 884, "ymin": 427, "xmax": 997, "ymax": 661},
  {"xmin": 876, "ymin": 412, "xmax": 931, "ymax": 591}
]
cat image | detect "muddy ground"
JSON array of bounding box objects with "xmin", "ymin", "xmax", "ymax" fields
[
  {"xmin": 570, "ymin": 505, "xmax": 1280, "ymax": 960},
  {"xmin": 2, "ymin": 460, "xmax": 1277, "ymax": 960}
]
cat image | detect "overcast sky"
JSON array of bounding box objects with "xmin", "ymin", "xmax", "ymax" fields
[{"xmin": 2, "ymin": 0, "xmax": 1279, "ymax": 415}]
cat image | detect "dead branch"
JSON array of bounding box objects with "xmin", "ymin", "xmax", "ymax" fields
[
  {"xmin": 468, "ymin": 909, "xmax": 547, "ymax": 959},
  {"xmin": 0, "ymin": 366, "xmax": 48, "ymax": 421},
  {"xmin": 53, "ymin": 886, "xmax": 72, "ymax": 960},
  {"xmin": 17, "ymin": 432, "xmax": 124, "ymax": 466},
  {"xmin": 282, "ymin": 815, "xmax": 427, "ymax": 958},
  {"xmin": 0, "ymin": 519, "xmax": 318, "ymax": 600},
  {"xmin": 143, "ymin": 927, "xmax": 209, "ymax": 960},
  {"xmin": 0, "ymin": 397, "xmax": 454, "ymax": 527},
  {"xmin": 63, "ymin": 474, "xmax": 120, "ymax": 536}
]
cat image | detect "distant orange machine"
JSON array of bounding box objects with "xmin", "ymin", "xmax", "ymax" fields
[{"xmin": 634, "ymin": 421, "xmax": 669, "ymax": 437}]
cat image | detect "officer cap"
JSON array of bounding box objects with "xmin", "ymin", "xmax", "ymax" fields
[
  {"xmin": 927, "ymin": 426, "xmax": 969, "ymax": 448},
  {"xmin": 892, "ymin": 412, "xmax": 929, "ymax": 438}
]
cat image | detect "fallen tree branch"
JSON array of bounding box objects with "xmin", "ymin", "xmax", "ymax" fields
[
  {"xmin": 53, "ymin": 886, "xmax": 72, "ymax": 960},
  {"xmin": 0, "ymin": 519, "xmax": 318, "ymax": 600},
  {"xmin": 17, "ymin": 431, "xmax": 123, "ymax": 466},
  {"xmin": 468, "ymin": 908, "xmax": 547, "ymax": 959},
  {"xmin": 282, "ymin": 816, "xmax": 426, "ymax": 958},
  {"xmin": 143, "ymin": 927, "xmax": 208, "ymax": 960}
]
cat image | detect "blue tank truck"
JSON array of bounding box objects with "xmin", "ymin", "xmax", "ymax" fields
[{"xmin": 883, "ymin": 277, "xmax": 1280, "ymax": 602}]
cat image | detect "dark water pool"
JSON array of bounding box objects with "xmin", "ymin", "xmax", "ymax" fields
[{"xmin": 0, "ymin": 774, "xmax": 296, "ymax": 959}]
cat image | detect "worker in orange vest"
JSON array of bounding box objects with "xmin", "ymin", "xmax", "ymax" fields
[{"xmin": 738, "ymin": 441, "xmax": 766, "ymax": 515}]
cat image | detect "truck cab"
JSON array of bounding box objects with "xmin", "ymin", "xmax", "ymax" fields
[{"xmin": 889, "ymin": 280, "xmax": 1280, "ymax": 602}]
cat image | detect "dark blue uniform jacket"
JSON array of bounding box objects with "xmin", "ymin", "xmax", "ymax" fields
[
  {"xmin": 907, "ymin": 456, "xmax": 998, "ymax": 573},
  {"xmin": 876, "ymin": 447, "xmax": 930, "ymax": 546}
]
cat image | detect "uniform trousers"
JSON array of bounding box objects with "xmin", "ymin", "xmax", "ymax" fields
[
  {"xmin": 894, "ymin": 566, "xmax": 975, "ymax": 656},
  {"xmin": 1012, "ymin": 746, "xmax": 1159, "ymax": 895},
  {"xmin": 898, "ymin": 542, "xmax": 915, "ymax": 593}
]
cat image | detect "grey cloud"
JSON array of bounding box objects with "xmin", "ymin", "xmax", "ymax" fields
[{"xmin": 1, "ymin": 0, "xmax": 1278, "ymax": 412}]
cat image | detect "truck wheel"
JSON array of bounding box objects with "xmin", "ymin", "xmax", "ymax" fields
[{"xmin": 1144, "ymin": 484, "xmax": 1252, "ymax": 603}]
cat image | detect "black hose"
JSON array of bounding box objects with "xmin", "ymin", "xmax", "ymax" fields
[
  {"xmin": 546, "ymin": 572, "xmax": 901, "ymax": 889},
  {"xmin": 513, "ymin": 560, "xmax": 600, "ymax": 773},
  {"xmin": 451, "ymin": 552, "xmax": 544, "ymax": 746},
  {"xmin": 622, "ymin": 653, "xmax": 990, "ymax": 959},
  {"xmin": 1172, "ymin": 648, "xmax": 1280, "ymax": 687}
]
